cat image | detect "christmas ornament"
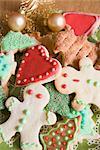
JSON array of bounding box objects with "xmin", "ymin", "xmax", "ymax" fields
[
  {"xmin": 48, "ymin": 13, "xmax": 66, "ymax": 32},
  {"xmin": 8, "ymin": 13, "xmax": 26, "ymax": 31}
]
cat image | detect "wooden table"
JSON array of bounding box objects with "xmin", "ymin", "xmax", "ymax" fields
[{"xmin": 0, "ymin": 0, "xmax": 100, "ymax": 14}]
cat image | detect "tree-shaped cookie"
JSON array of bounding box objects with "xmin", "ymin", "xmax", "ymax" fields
[
  {"xmin": 16, "ymin": 45, "xmax": 62, "ymax": 86},
  {"xmin": 0, "ymin": 52, "xmax": 17, "ymax": 87},
  {"xmin": 55, "ymin": 57, "xmax": 100, "ymax": 111},
  {"xmin": 40, "ymin": 116, "xmax": 81, "ymax": 150},
  {"xmin": 0, "ymin": 84, "xmax": 57, "ymax": 150},
  {"xmin": 1, "ymin": 31, "xmax": 40, "ymax": 53},
  {"xmin": 45, "ymin": 82, "xmax": 70, "ymax": 117}
]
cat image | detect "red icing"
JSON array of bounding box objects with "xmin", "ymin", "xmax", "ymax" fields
[
  {"xmin": 73, "ymin": 79, "xmax": 80, "ymax": 82},
  {"xmin": 61, "ymin": 84, "xmax": 67, "ymax": 89},
  {"xmin": 69, "ymin": 134, "xmax": 73, "ymax": 138},
  {"xmin": 36, "ymin": 93, "xmax": 43, "ymax": 99},
  {"xmin": 62, "ymin": 73, "xmax": 68, "ymax": 77},
  {"xmin": 16, "ymin": 45, "xmax": 60, "ymax": 86},
  {"xmin": 52, "ymin": 138, "xmax": 56, "ymax": 143},
  {"xmin": 64, "ymin": 13, "xmax": 97, "ymax": 35},
  {"xmin": 27, "ymin": 89, "xmax": 34, "ymax": 95}
]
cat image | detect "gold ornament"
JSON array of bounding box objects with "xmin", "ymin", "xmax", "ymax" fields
[
  {"xmin": 47, "ymin": 13, "xmax": 66, "ymax": 32},
  {"xmin": 8, "ymin": 13, "xmax": 26, "ymax": 31}
]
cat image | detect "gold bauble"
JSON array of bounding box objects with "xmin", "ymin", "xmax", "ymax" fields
[
  {"xmin": 48, "ymin": 13, "xmax": 66, "ymax": 32},
  {"xmin": 8, "ymin": 13, "xmax": 26, "ymax": 31}
]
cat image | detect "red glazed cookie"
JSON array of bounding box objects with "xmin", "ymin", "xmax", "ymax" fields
[{"xmin": 16, "ymin": 45, "xmax": 62, "ymax": 86}]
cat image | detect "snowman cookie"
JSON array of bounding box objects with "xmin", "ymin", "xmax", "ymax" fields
[
  {"xmin": 55, "ymin": 57, "xmax": 100, "ymax": 111},
  {"xmin": 0, "ymin": 84, "xmax": 57, "ymax": 150},
  {"xmin": 0, "ymin": 52, "xmax": 17, "ymax": 87}
]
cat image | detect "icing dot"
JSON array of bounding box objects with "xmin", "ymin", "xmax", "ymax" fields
[
  {"xmin": 53, "ymin": 143, "xmax": 56, "ymax": 147},
  {"xmin": 60, "ymin": 128, "xmax": 64, "ymax": 132},
  {"xmin": 44, "ymin": 136, "xmax": 49, "ymax": 141},
  {"xmin": 38, "ymin": 45, "xmax": 42, "ymax": 49},
  {"xmin": 60, "ymin": 147, "xmax": 64, "ymax": 150},
  {"xmin": 46, "ymin": 57, "xmax": 49, "ymax": 61},
  {"xmin": 23, "ymin": 79, "xmax": 27, "ymax": 82},
  {"xmin": 40, "ymin": 49, "xmax": 44, "ymax": 53},
  {"xmin": 67, "ymin": 130, "xmax": 72, "ymax": 134},
  {"xmin": 71, "ymin": 127, "xmax": 75, "ymax": 131},
  {"xmin": 87, "ymin": 79, "xmax": 93, "ymax": 84},
  {"xmin": 63, "ymin": 142, "xmax": 66, "ymax": 145},
  {"xmin": 36, "ymin": 93, "xmax": 43, "ymax": 99},
  {"xmin": 25, "ymin": 53, "xmax": 29, "ymax": 56},
  {"xmin": 52, "ymin": 138, "xmax": 56, "ymax": 143},
  {"xmin": 15, "ymin": 126, "xmax": 23, "ymax": 132},
  {"xmin": 17, "ymin": 80, "xmax": 21, "ymax": 84},
  {"xmin": 17, "ymin": 74, "xmax": 20, "ymax": 78},
  {"xmin": 63, "ymin": 125, "xmax": 67, "ymax": 128},
  {"xmin": 46, "ymin": 72, "xmax": 49, "ymax": 76},
  {"xmin": 53, "ymin": 61, "xmax": 57, "ymax": 65},
  {"xmin": 19, "ymin": 118, "xmax": 26, "ymax": 124},
  {"xmin": 65, "ymin": 136, "xmax": 68, "ymax": 141},
  {"xmin": 19, "ymin": 68, "xmax": 22, "ymax": 71},
  {"xmin": 56, "ymin": 136, "xmax": 60, "ymax": 140},
  {"xmin": 68, "ymin": 123, "xmax": 73, "ymax": 127},
  {"xmin": 38, "ymin": 75, "xmax": 42, "ymax": 79},
  {"xmin": 23, "ymin": 109, "xmax": 30, "ymax": 116},
  {"xmin": 31, "ymin": 77, "xmax": 34, "ymax": 81},
  {"xmin": 61, "ymin": 132, "xmax": 66, "ymax": 136},
  {"xmin": 41, "ymin": 53, "xmax": 45, "ymax": 56},
  {"xmin": 52, "ymin": 132, "xmax": 55, "ymax": 136},
  {"xmin": 32, "ymin": 47, "xmax": 34, "ymax": 50},
  {"xmin": 22, "ymin": 60, "xmax": 25, "ymax": 64},
  {"xmin": 27, "ymin": 89, "xmax": 34, "ymax": 95},
  {"xmin": 48, "ymin": 141, "xmax": 52, "ymax": 145},
  {"xmin": 52, "ymin": 68, "xmax": 56, "ymax": 72},
  {"xmin": 58, "ymin": 141, "xmax": 61, "ymax": 145},
  {"xmin": 55, "ymin": 149, "xmax": 59, "ymax": 150},
  {"xmin": 61, "ymin": 84, "xmax": 67, "ymax": 89},
  {"xmin": 62, "ymin": 73, "xmax": 68, "ymax": 77},
  {"xmin": 56, "ymin": 130, "xmax": 59, "ymax": 134},
  {"xmin": 49, "ymin": 59, "xmax": 53, "ymax": 62},
  {"xmin": 69, "ymin": 134, "xmax": 73, "ymax": 138}
]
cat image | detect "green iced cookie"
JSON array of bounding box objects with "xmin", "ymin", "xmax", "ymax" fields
[
  {"xmin": 45, "ymin": 82, "xmax": 70, "ymax": 117},
  {"xmin": 1, "ymin": 31, "xmax": 39, "ymax": 53}
]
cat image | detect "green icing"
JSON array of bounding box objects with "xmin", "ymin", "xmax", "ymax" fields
[
  {"xmin": 88, "ymin": 26, "xmax": 100, "ymax": 43},
  {"xmin": 0, "ymin": 86, "xmax": 6, "ymax": 110},
  {"xmin": 1, "ymin": 31, "xmax": 39, "ymax": 52},
  {"xmin": 0, "ymin": 53, "xmax": 13, "ymax": 81},
  {"xmin": 45, "ymin": 82, "xmax": 70, "ymax": 117}
]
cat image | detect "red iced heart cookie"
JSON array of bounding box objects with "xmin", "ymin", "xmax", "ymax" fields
[
  {"xmin": 63, "ymin": 12, "xmax": 99, "ymax": 36},
  {"xmin": 16, "ymin": 45, "xmax": 61, "ymax": 86}
]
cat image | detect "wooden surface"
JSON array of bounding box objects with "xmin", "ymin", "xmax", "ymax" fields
[{"xmin": 0, "ymin": 0, "xmax": 100, "ymax": 14}]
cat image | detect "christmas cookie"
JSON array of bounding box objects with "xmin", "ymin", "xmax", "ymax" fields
[
  {"xmin": 16, "ymin": 45, "xmax": 62, "ymax": 86},
  {"xmin": 45, "ymin": 82, "xmax": 70, "ymax": 117},
  {"xmin": 0, "ymin": 86, "xmax": 7, "ymax": 110},
  {"xmin": 1, "ymin": 31, "xmax": 40, "ymax": 53},
  {"xmin": 55, "ymin": 57, "xmax": 100, "ymax": 111},
  {"xmin": 63, "ymin": 12, "xmax": 100, "ymax": 36},
  {"xmin": 40, "ymin": 116, "xmax": 81, "ymax": 150},
  {"xmin": 54, "ymin": 27, "xmax": 96, "ymax": 67},
  {"xmin": 0, "ymin": 52, "xmax": 17, "ymax": 87},
  {"xmin": 0, "ymin": 84, "xmax": 57, "ymax": 150}
]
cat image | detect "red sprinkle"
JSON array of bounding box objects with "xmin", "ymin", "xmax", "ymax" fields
[
  {"xmin": 63, "ymin": 73, "xmax": 68, "ymax": 77},
  {"xmin": 61, "ymin": 84, "xmax": 67, "ymax": 89},
  {"xmin": 73, "ymin": 79, "xmax": 80, "ymax": 82},
  {"xmin": 71, "ymin": 127, "xmax": 75, "ymax": 131},
  {"xmin": 69, "ymin": 134, "xmax": 73, "ymax": 138},
  {"xmin": 36, "ymin": 93, "xmax": 43, "ymax": 99},
  {"xmin": 60, "ymin": 148, "xmax": 64, "ymax": 150},
  {"xmin": 44, "ymin": 136, "xmax": 49, "ymax": 141},
  {"xmin": 53, "ymin": 143, "xmax": 57, "ymax": 147},
  {"xmin": 52, "ymin": 138, "xmax": 56, "ymax": 143},
  {"xmin": 56, "ymin": 130, "xmax": 59, "ymax": 134},
  {"xmin": 27, "ymin": 89, "xmax": 34, "ymax": 95},
  {"xmin": 63, "ymin": 125, "xmax": 67, "ymax": 129},
  {"xmin": 61, "ymin": 132, "xmax": 66, "ymax": 136},
  {"xmin": 63, "ymin": 142, "xmax": 67, "ymax": 145}
]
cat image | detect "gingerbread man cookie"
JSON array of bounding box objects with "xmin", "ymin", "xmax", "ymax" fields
[
  {"xmin": 0, "ymin": 84, "xmax": 57, "ymax": 150},
  {"xmin": 55, "ymin": 57, "xmax": 100, "ymax": 111},
  {"xmin": 0, "ymin": 52, "xmax": 17, "ymax": 87},
  {"xmin": 16, "ymin": 45, "xmax": 62, "ymax": 86}
]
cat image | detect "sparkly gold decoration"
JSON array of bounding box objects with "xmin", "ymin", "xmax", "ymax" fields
[
  {"xmin": 19, "ymin": 0, "xmax": 63, "ymax": 35},
  {"xmin": 8, "ymin": 13, "xmax": 26, "ymax": 31},
  {"xmin": 48, "ymin": 13, "xmax": 66, "ymax": 32}
]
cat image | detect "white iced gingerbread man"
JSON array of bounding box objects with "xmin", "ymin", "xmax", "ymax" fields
[
  {"xmin": 0, "ymin": 84, "xmax": 57, "ymax": 150},
  {"xmin": 55, "ymin": 57, "xmax": 100, "ymax": 111}
]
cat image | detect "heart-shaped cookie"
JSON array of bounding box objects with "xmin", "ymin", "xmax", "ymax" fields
[
  {"xmin": 16, "ymin": 45, "xmax": 61, "ymax": 86},
  {"xmin": 63, "ymin": 12, "xmax": 100, "ymax": 36}
]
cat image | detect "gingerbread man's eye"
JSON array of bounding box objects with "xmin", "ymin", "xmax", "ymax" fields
[
  {"xmin": 36, "ymin": 93, "xmax": 43, "ymax": 99},
  {"xmin": 61, "ymin": 84, "xmax": 67, "ymax": 89},
  {"xmin": 27, "ymin": 89, "xmax": 34, "ymax": 95},
  {"xmin": 62, "ymin": 73, "xmax": 68, "ymax": 78}
]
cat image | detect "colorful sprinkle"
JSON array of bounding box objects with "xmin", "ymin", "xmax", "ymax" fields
[
  {"xmin": 27, "ymin": 89, "xmax": 34, "ymax": 95},
  {"xmin": 36, "ymin": 94, "xmax": 43, "ymax": 99},
  {"xmin": 73, "ymin": 79, "xmax": 80, "ymax": 82}
]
